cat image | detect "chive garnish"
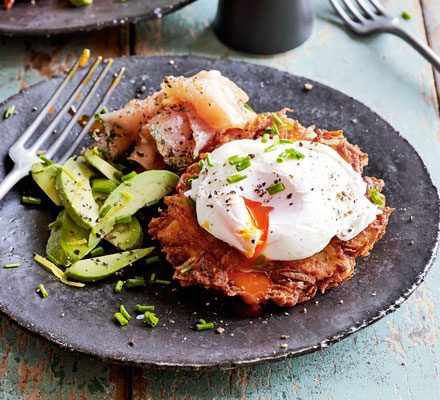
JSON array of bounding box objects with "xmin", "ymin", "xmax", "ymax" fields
[
  {"xmin": 271, "ymin": 113, "xmax": 284, "ymax": 126},
  {"xmin": 126, "ymin": 277, "xmax": 146, "ymax": 288},
  {"xmin": 264, "ymin": 135, "xmax": 280, "ymax": 152},
  {"xmin": 145, "ymin": 199, "xmax": 159, "ymax": 207},
  {"xmin": 197, "ymin": 160, "xmax": 204, "ymax": 169},
  {"xmin": 99, "ymin": 205, "xmax": 111, "ymax": 218},
  {"xmin": 115, "ymin": 214, "xmax": 132, "ymax": 224},
  {"xmin": 187, "ymin": 197, "xmax": 196, "ymax": 207},
  {"xmin": 121, "ymin": 171, "xmax": 137, "ymax": 181},
  {"xmin": 262, "ymin": 133, "xmax": 270, "ymax": 143},
  {"xmin": 244, "ymin": 104, "xmax": 254, "ymax": 112},
  {"xmin": 228, "ymin": 155, "xmax": 240, "ymax": 165},
  {"xmin": 180, "ymin": 264, "xmax": 193, "ymax": 274},
  {"xmin": 114, "ymin": 312, "xmax": 129, "ymax": 326},
  {"xmin": 401, "ymin": 10, "xmax": 411, "ymax": 20},
  {"xmin": 90, "ymin": 246, "xmax": 104, "ymax": 257},
  {"xmin": 3, "ymin": 263, "xmax": 19, "ymax": 269},
  {"xmin": 46, "ymin": 255, "xmax": 61, "ymax": 267},
  {"xmin": 206, "ymin": 153, "xmax": 214, "ymax": 167},
  {"xmin": 37, "ymin": 284, "xmax": 48, "ymax": 298},
  {"xmin": 39, "ymin": 155, "xmax": 53, "ymax": 166},
  {"xmin": 185, "ymin": 177, "xmax": 195, "ymax": 185},
  {"xmin": 267, "ymin": 182, "xmax": 286, "ymax": 195},
  {"xmin": 235, "ymin": 156, "xmax": 251, "ymax": 172},
  {"xmin": 100, "ymin": 106, "xmax": 108, "ymax": 114},
  {"xmin": 155, "ymin": 279, "xmax": 171, "ymax": 285},
  {"xmin": 144, "ymin": 311, "xmax": 159, "ymax": 327},
  {"xmin": 92, "ymin": 179, "xmax": 117, "ymax": 194},
  {"xmin": 21, "ymin": 196, "xmax": 41, "ymax": 205},
  {"xmin": 114, "ymin": 280, "xmax": 124, "ymax": 293},
  {"xmin": 149, "ymin": 272, "xmax": 156, "ymax": 284},
  {"xmin": 145, "ymin": 255, "xmax": 160, "ymax": 265},
  {"xmin": 48, "ymin": 220, "xmax": 61, "ymax": 230},
  {"xmin": 3, "ymin": 105, "xmax": 15, "ymax": 120},
  {"xmin": 196, "ymin": 321, "xmax": 215, "ymax": 331},
  {"xmin": 280, "ymin": 139, "xmax": 294, "ymax": 144},
  {"xmin": 136, "ymin": 304, "xmax": 155, "ymax": 312},
  {"xmin": 369, "ymin": 188, "xmax": 385, "ymax": 206},
  {"xmin": 272, "ymin": 123, "xmax": 280, "ymax": 136},
  {"xmin": 226, "ymin": 174, "xmax": 247, "ymax": 184},
  {"xmin": 119, "ymin": 305, "xmax": 132, "ymax": 321}
]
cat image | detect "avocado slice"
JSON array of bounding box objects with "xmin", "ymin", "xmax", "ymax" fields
[
  {"xmin": 84, "ymin": 148, "xmax": 121, "ymax": 183},
  {"xmin": 56, "ymin": 156, "xmax": 99, "ymax": 229},
  {"xmin": 105, "ymin": 216, "xmax": 143, "ymax": 251},
  {"xmin": 31, "ymin": 163, "xmax": 63, "ymax": 206},
  {"xmin": 46, "ymin": 210, "xmax": 100, "ymax": 266},
  {"xmin": 65, "ymin": 247, "xmax": 155, "ymax": 282},
  {"xmin": 93, "ymin": 170, "xmax": 179, "ymax": 238}
]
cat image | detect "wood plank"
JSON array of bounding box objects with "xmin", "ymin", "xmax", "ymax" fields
[
  {"xmin": 0, "ymin": 27, "xmax": 131, "ymax": 400},
  {"xmin": 132, "ymin": 0, "xmax": 440, "ymax": 398}
]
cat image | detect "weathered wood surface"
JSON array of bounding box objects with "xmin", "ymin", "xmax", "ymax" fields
[{"xmin": 0, "ymin": 0, "xmax": 439, "ymax": 399}]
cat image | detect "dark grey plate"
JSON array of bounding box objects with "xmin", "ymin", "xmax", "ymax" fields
[
  {"xmin": 0, "ymin": 56, "xmax": 438, "ymax": 370},
  {"xmin": 0, "ymin": 0, "xmax": 195, "ymax": 36}
]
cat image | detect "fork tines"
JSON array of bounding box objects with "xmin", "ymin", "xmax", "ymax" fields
[{"xmin": 330, "ymin": 0, "xmax": 388, "ymax": 26}]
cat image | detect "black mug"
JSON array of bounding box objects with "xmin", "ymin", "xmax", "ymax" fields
[{"xmin": 213, "ymin": 0, "xmax": 314, "ymax": 55}]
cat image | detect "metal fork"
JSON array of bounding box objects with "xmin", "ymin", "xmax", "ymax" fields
[
  {"xmin": 0, "ymin": 51, "xmax": 125, "ymax": 202},
  {"xmin": 330, "ymin": 0, "xmax": 440, "ymax": 71}
]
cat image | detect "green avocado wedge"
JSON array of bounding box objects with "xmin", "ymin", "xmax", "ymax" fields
[
  {"xmin": 93, "ymin": 170, "xmax": 179, "ymax": 239},
  {"xmin": 105, "ymin": 216, "xmax": 143, "ymax": 251},
  {"xmin": 31, "ymin": 163, "xmax": 63, "ymax": 206},
  {"xmin": 65, "ymin": 247, "xmax": 155, "ymax": 283},
  {"xmin": 84, "ymin": 148, "xmax": 121, "ymax": 183},
  {"xmin": 46, "ymin": 211, "xmax": 100, "ymax": 266},
  {"xmin": 56, "ymin": 157, "xmax": 99, "ymax": 229}
]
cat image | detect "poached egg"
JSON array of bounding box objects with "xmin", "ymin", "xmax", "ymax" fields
[{"xmin": 185, "ymin": 138, "xmax": 381, "ymax": 261}]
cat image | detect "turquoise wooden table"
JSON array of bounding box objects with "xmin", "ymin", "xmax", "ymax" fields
[{"xmin": 0, "ymin": 0, "xmax": 439, "ymax": 398}]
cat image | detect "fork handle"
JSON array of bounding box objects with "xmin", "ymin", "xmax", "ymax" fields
[
  {"xmin": 0, "ymin": 167, "xmax": 29, "ymax": 203},
  {"xmin": 387, "ymin": 26, "xmax": 440, "ymax": 71}
]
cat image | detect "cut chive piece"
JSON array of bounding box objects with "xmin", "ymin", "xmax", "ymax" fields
[
  {"xmin": 149, "ymin": 272, "xmax": 156, "ymax": 284},
  {"xmin": 185, "ymin": 177, "xmax": 195, "ymax": 185},
  {"xmin": 46, "ymin": 255, "xmax": 61, "ymax": 267},
  {"xmin": 199, "ymin": 319, "xmax": 207, "ymax": 324},
  {"xmin": 206, "ymin": 153, "xmax": 214, "ymax": 167},
  {"xmin": 114, "ymin": 312, "xmax": 129, "ymax": 326},
  {"xmin": 197, "ymin": 160, "xmax": 204, "ymax": 169},
  {"xmin": 125, "ymin": 277, "xmax": 146, "ymax": 288},
  {"xmin": 155, "ymin": 279, "xmax": 171, "ymax": 285},
  {"xmin": 180, "ymin": 264, "xmax": 193, "ymax": 274},
  {"xmin": 48, "ymin": 220, "xmax": 62, "ymax": 230},
  {"xmin": 369, "ymin": 188, "xmax": 385, "ymax": 206},
  {"xmin": 228, "ymin": 155, "xmax": 240, "ymax": 165},
  {"xmin": 119, "ymin": 305, "xmax": 132, "ymax": 321},
  {"xmin": 401, "ymin": 10, "xmax": 411, "ymax": 20},
  {"xmin": 121, "ymin": 171, "xmax": 137, "ymax": 181},
  {"xmin": 196, "ymin": 322, "xmax": 215, "ymax": 331},
  {"xmin": 145, "ymin": 255, "xmax": 160, "ymax": 265},
  {"xmin": 285, "ymin": 148, "xmax": 305, "ymax": 160},
  {"xmin": 261, "ymin": 133, "xmax": 270, "ymax": 143},
  {"xmin": 39, "ymin": 155, "xmax": 53, "ymax": 166},
  {"xmin": 187, "ymin": 197, "xmax": 196, "ymax": 207},
  {"xmin": 99, "ymin": 204, "xmax": 112, "ymax": 218},
  {"xmin": 272, "ymin": 123, "xmax": 280, "ymax": 136},
  {"xmin": 21, "ymin": 196, "xmax": 41, "ymax": 205},
  {"xmin": 115, "ymin": 214, "xmax": 132, "ymax": 224},
  {"xmin": 136, "ymin": 304, "xmax": 155, "ymax": 312},
  {"xmin": 114, "ymin": 280, "xmax": 124, "ymax": 293},
  {"xmin": 37, "ymin": 284, "xmax": 48, "ymax": 298},
  {"xmin": 226, "ymin": 174, "xmax": 247, "ymax": 184},
  {"xmin": 92, "ymin": 179, "xmax": 117, "ymax": 194},
  {"xmin": 264, "ymin": 135, "xmax": 280, "ymax": 152},
  {"xmin": 267, "ymin": 182, "xmax": 286, "ymax": 195},
  {"xmin": 145, "ymin": 199, "xmax": 159, "ymax": 207},
  {"xmin": 144, "ymin": 311, "xmax": 159, "ymax": 327},
  {"xmin": 244, "ymin": 104, "xmax": 254, "ymax": 112},
  {"xmin": 235, "ymin": 156, "xmax": 251, "ymax": 172},
  {"xmin": 276, "ymin": 157, "xmax": 285, "ymax": 163},
  {"xmin": 90, "ymin": 246, "xmax": 104, "ymax": 257},
  {"xmin": 100, "ymin": 106, "xmax": 108, "ymax": 114},
  {"xmin": 3, "ymin": 263, "xmax": 19, "ymax": 269},
  {"xmin": 3, "ymin": 105, "xmax": 15, "ymax": 120},
  {"xmin": 280, "ymin": 139, "xmax": 294, "ymax": 144},
  {"xmin": 271, "ymin": 113, "xmax": 284, "ymax": 126}
]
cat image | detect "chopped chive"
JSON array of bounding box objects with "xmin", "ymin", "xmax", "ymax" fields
[
  {"xmin": 235, "ymin": 156, "xmax": 251, "ymax": 172},
  {"xmin": 121, "ymin": 171, "xmax": 137, "ymax": 181},
  {"xmin": 114, "ymin": 280, "xmax": 124, "ymax": 293},
  {"xmin": 401, "ymin": 11, "xmax": 411, "ymax": 20},
  {"xmin": 145, "ymin": 199, "xmax": 159, "ymax": 207},
  {"xmin": 280, "ymin": 139, "xmax": 294, "ymax": 144},
  {"xmin": 92, "ymin": 179, "xmax": 117, "ymax": 193},
  {"xmin": 226, "ymin": 174, "xmax": 247, "ymax": 184},
  {"xmin": 90, "ymin": 246, "xmax": 104, "ymax": 257},
  {"xmin": 145, "ymin": 255, "xmax": 160, "ymax": 265},
  {"xmin": 228, "ymin": 155, "xmax": 241, "ymax": 165},
  {"xmin": 369, "ymin": 188, "xmax": 385, "ymax": 206},
  {"xmin": 115, "ymin": 214, "xmax": 132, "ymax": 224},
  {"xmin": 37, "ymin": 284, "xmax": 48, "ymax": 298},
  {"xmin": 144, "ymin": 311, "xmax": 159, "ymax": 327},
  {"xmin": 149, "ymin": 272, "xmax": 156, "ymax": 284},
  {"xmin": 271, "ymin": 113, "xmax": 284, "ymax": 126},
  {"xmin": 285, "ymin": 123, "xmax": 294, "ymax": 130},
  {"xmin": 285, "ymin": 148, "xmax": 305, "ymax": 160},
  {"xmin": 21, "ymin": 196, "xmax": 41, "ymax": 205},
  {"xmin": 155, "ymin": 279, "xmax": 171, "ymax": 285},
  {"xmin": 114, "ymin": 312, "xmax": 129, "ymax": 326},
  {"xmin": 185, "ymin": 177, "xmax": 195, "ymax": 185},
  {"xmin": 267, "ymin": 182, "xmax": 286, "ymax": 195},
  {"xmin": 206, "ymin": 153, "xmax": 214, "ymax": 167},
  {"xmin": 276, "ymin": 157, "xmax": 285, "ymax": 163},
  {"xmin": 113, "ymin": 171, "xmax": 123, "ymax": 180},
  {"xmin": 99, "ymin": 205, "xmax": 112, "ymax": 218},
  {"xmin": 199, "ymin": 319, "xmax": 207, "ymax": 324},
  {"xmin": 135, "ymin": 304, "xmax": 155, "ymax": 312},
  {"xmin": 119, "ymin": 305, "xmax": 132, "ymax": 321},
  {"xmin": 197, "ymin": 160, "xmax": 204, "ymax": 169},
  {"xmin": 39, "ymin": 155, "xmax": 53, "ymax": 166},
  {"xmin": 100, "ymin": 106, "xmax": 108, "ymax": 114},
  {"xmin": 196, "ymin": 322, "xmax": 215, "ymax": 331},
  {"xmin": 3, "ymin": 105, "xmax": 15, "ymax": 120},
  {"xmin": 244, "ymin": 104, "xmax": 254, "ymax": 112},
  {"xmin": 3, "ymin": 263, "xmax": 19, "ymax": 269},
  {"xmin": 180, "ymin": 264, "xmax": 193, "ymax": 274},
  {"xmin": 187, "ymin": 197, "xmax": 196, "ymax": 207},
  {"xmin": 125, "ymin": 277, "xmax": 146, "ymax": 288},
  {"xmin": 262, "ymin": 133, "xmax": 270, "ymax": 143},
  {"xmin": 272, "ymin": 123, "xmax": 280, "ymax": 136},
  {"xmin": 48, "ymin": 220, "xmax": 61, "ymax": 230},
  {"xmin": 264, "ymin": 135, "xmax": 280, "ymax": 152},
  {"xmin": 46, "ymin": 255, "xmax": 61, "ymax": 267}
]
